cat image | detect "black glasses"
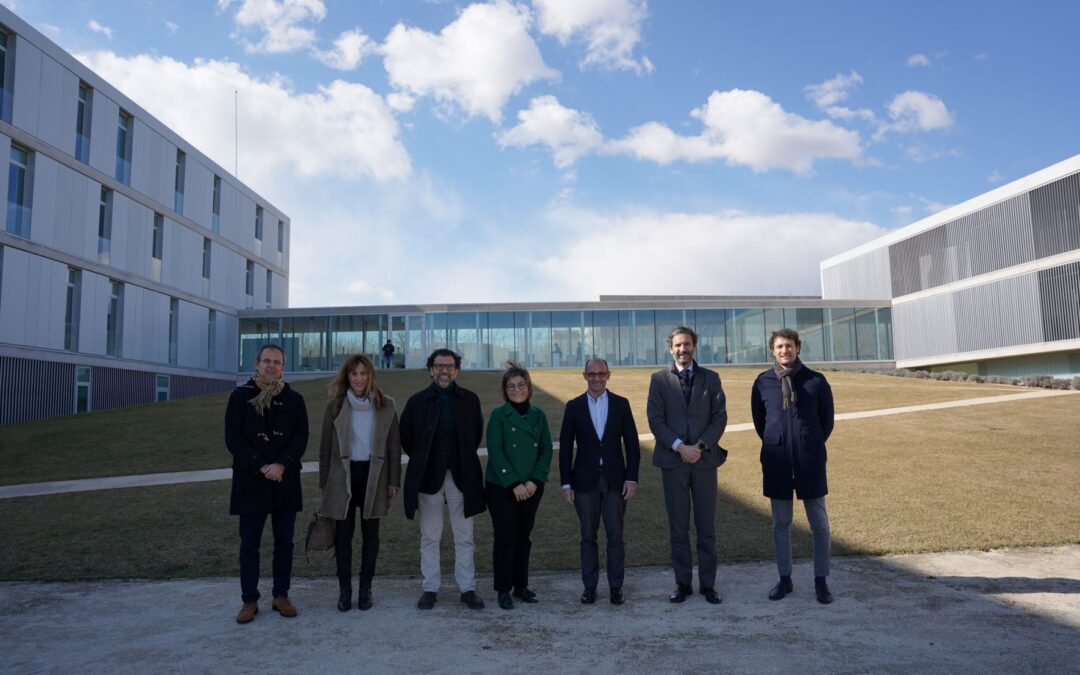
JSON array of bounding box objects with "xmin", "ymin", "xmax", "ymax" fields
[
  {"xmin": 431, "ymin": 363, "xmax": 457, "ymax": 372},
  {"xmin": 584, "ymin": 372, "xmax": 609, "ymax": 379},
  {"xmin": 259, "ymin": 358, "xmax": 283, "ymax": 366}
]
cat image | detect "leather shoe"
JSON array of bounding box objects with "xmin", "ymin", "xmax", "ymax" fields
[
  {"xmin": 609, "ymin": 588, "xmax": 624, "ymax": 606},
  {"xmin": 815, "ymin": 581, "xmax": 833, "ymax": 605},
  {"xmin": 337, "ymin": 589, "xmax": 351, "ymax": 612},
  {"xmin": 235, "ymin": 601, "xmax": 258, "ymax": 624},
  {"xmin": 701, "ymin": 587, "xmax": 722, "ymax": 604},
  {"xmin": 497, "ymin": 591, "xmax": 514, "ymax": 610},
  {"xmin": 768, "ymin": 580, "xmax": 794, "ymax": 601},
  {"xmin": 580, "ymin": 588, "xmax": 597, "ymax": 604},
  {"xmin": 460, "ymin": 590, "xmax": 485, "ymax": 609},
  {"xmin": 417, "ymin": 591, "xmax": 437, "ymax": 610},
  {"xmin": 512, "ymin": 587, "xmax": 538, "ymax": 603},
  {"xmin": 357, "ymin": 588, "xmax": 372, "ymax": 611},
  {"xmin": 669, "ymin": 583, "xmax": 693, "ymax": 603},
  {"xmin": 271, "ymin": 596, "xmax": 298, "ymax": 617}
]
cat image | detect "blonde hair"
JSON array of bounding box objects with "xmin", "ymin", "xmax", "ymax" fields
[{"xmin": 328, "ymin": 353, "xmax": 385, "ymax": 411}]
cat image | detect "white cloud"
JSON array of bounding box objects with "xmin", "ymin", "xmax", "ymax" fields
[
  {"xmin": 165, "ymin": 21, "xmax": 179, "ymax": 34},
  {"xmin": 74, "ymin": 51, "xmax": 411, "ymax": 187},
  {"xmin": 988, "ymin": 170, "xmax": 1004, "ymax": 184},
  {"xmin": 497, "ymin": 95, "xmax": 603, "ymax": 168},
  {"xmin": 221, "ymin": 0, "xmax": 326, "ymax": 54},
  {"xmin": 537, "ymin": 206, "xmax": 886, "ymax": 297},
  {"xmin": 88, "ymin": 20, "xmax": 113, "ymax": 40},
  {"xmin": 532, "ymin": 0, "xmax": 653, "ymax": 74},
  {"xmin": 382, "ymin": 0, "xmax": 559, "ymax": 122},
  {"xmin": 313, "ymin": 27, "xmax": 375, "ymax": 70},
  {"xmin": 607, "ymin": 89, "xmax": 863, "ymax": 174},
  {"xmin": 804, "ymin": 71, "xmax": 875, "ymax": 122},
  {"xmin": 917, "ymin": 196, "xmax": 950, "ymax": 214},
  {"xmin": 876, "ymin": 90, "xmax": 954, "ymax": 139},
  {"xmin": 906, "ymin": 53, "xmax": 931, "ymax": 67}
]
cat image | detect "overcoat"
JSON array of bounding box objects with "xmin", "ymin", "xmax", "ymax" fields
[
  {"xmin": 484, "ymin": 402, "xmax": 553, "ymax": 488},
  {"xmin": 400, "ymin": 382, "xmax": 486, "ymax": 520},
  {"xmin": 318, "ymin": 396, "xmax": 402, "ymax": 520},
  {"xmin": 750, "ymin": 365, "xmax": 834, "ymax": 500},
  {"xmin": 224, "ymin": 379, "xmax": 309, "ymax": 515}
]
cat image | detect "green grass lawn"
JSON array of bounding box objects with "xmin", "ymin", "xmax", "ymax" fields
[{"xmin": 0, "ymin": 368, "xmax": 1076, "ymax": 581}]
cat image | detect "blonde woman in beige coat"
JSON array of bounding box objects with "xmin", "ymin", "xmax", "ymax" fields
[{"xmin": 319, "ymin": 353, "xmax": 401, "ymax": 612}]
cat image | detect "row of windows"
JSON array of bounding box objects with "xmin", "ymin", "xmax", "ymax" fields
[{"xmin": 71, "ymin": 367, "xmax": 171, "ymax": 414}]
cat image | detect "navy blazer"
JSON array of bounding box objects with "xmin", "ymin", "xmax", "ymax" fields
[{"xmin": 559, "ymin": 390, "xmax": 640, "ymax": 492}]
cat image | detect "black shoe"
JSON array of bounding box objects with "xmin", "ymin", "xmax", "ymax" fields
[
  {"xmin": 497, "ymin": 591, "xmax": 514, "ymax": 610},
  {"xmin": 815, "ymin": 581, "xmax": 833, "ymax": 605},
  {"xmin": 768, "ymin": 580, "xmax": 794, "ymax": 601},
  {"xmin": 610, "ymin": 588, "xmax": 624, "ymax": 605},
  {"xmin": 337, "ymin": 588, "xmax": 351, "ymax": 612},
  {"xmin": 669, "ymin": 583, "xmax": 693, "ymax": 603},
  {"xmin": 513, "ymin": 587, "xmax": 538, "ymax": 603},
  {"xmin": 580, "ymin": 588, "xmax": 597, "ymax": 604},
  {"xmin": 357, "ymin": 588, "xmax": 372, "ymax": 611},
  {"xmin": 417, "ymin": 591, "xmax": 437, "ymax": 610},
  {"xmin": 460, "ymin": 590, "xmax": 485, "ymax": 610},
  {"xmin": 701, "ymin": 587, "xmax": 722, "ymax": 604}
]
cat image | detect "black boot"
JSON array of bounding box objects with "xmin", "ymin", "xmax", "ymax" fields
[
  {"xmin": 357, "ymin": 587, "xmax": 372, "ymax": 611},
  {"xmin": 338, "ymin": 581, "xmax": 352, "ymax": 612}
]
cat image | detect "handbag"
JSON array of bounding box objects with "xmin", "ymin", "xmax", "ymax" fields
[{"xmin": 304, "ymin": 512, "xmax": 336, "ymax": 562}]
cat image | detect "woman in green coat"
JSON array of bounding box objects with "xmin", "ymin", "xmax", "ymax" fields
[{"xmin": 485, "ymin": 362, "xmax": 553, "ymax": 610}]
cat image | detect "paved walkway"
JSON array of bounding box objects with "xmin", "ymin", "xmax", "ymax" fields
[
  {"xmin": 3, "ymin": 545, "xmax": 1078, "ymax": 673},
  {"xmin": 1, "ymin": 388, "xmax": 1074, "ymax": 500}
]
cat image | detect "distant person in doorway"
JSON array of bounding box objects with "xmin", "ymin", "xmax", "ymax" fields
[
  {"xmin": 559, "ymin": 358, "xmax": 640, "ymax": 605},
  {"xmin": 751, "ymin": 328, "xmax": 835, "ymax": 604},
  {"xmin": 400, "ymin": 349, "xmax": 487, "ymax": 610},
  {"xmin": 225, "ymin": 344, "xmax": 309, "ymax": 624},
  {"xmin": 484, "ymin": 362, "xmax": 553, "ymax": 610},
  {"xmin": 318, "ymin": 353, "xmax": 401, "ymax": 612},
  {"xmin": 382, "ymin": 340, "xmax": 396, "ymax": 369}
]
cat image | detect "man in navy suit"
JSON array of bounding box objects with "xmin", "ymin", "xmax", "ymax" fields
[
  {"xmin": 559, "ymin": 358, "xmax": 641, "ymax": 606},
  {"xmin": 647, "ymin": 326, "xmax": 728, "ymax": 605}
]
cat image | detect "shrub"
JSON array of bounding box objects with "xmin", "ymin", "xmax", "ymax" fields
[{"xmin": 1072, "ymin": 377, "xmax": 1080, "ymax": 391}]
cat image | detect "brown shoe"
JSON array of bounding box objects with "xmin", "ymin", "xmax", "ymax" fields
[
  {"xmin": 271, "ymin": 596, "xmax": 298, "ymax": 618},
  {"xmin": 236, "ymin": 601, "xmax": 258, "ymax": 624}
]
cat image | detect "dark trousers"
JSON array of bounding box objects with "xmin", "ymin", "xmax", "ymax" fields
[
  {"xmin": 486, "ymin": 481, "xmax": 544, "ymax": 593},
  {"xmin": 575, "ymin": 471, "xmax": 627, "ymax": 591},
  {"xmin": 660, "ymin": 462, "xmax": 718, "ymax": 588},
  {"xmin": 238, "ymin": 509, "xmax": 296, "ymax": 602},
  {"xmin": 334, "ymin": 461, "xmax": 380, "ymax": 590}
]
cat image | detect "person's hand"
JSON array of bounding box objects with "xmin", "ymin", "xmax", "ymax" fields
[
  {"xmin": 261, "ymin": 463, "xmax": 285, "ymax": 481},
  {"xmin": 563, "ymin": 487, "xmax": 574, "ymax": 504},
  {"xmin": 524, "ymin": 481, "xmax": 538, "ymax": 498},
  {"xmin": 622, "ymin": 482, "xmax": 637, "ymax": 500},
  {"xmin": 677, "ymin": 444, "xmax": 701, "ymax": 464},
  {"xmin": 388, "ymin": 486, "xmax": 399, "ymax": 501},
  {"xmin": 512, "ymin": 484, "xmax": 530, "ymax": 501}
]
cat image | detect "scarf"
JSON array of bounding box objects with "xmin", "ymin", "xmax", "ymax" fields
[
  {"xmin": 248, "ymin": 374, "xmax": 284, "ymax": 416},
  {"xmin": 345, "ymin": 389, "xmax": 375, "ymax": 461},
  {"xmin": 772, "ymin": 358, "xmax": 803, "ymax": 410}
]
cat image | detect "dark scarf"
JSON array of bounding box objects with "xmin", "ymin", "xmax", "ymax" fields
[
  {"xmin": 772, "ymin": 358, "xmax": 803, "ymax": 410},
  {"xmin": 249, "ymin": 374, "xmax": 285, "ymax": 416}
]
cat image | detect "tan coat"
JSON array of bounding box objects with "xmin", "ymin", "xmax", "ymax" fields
[{"xmin": 318, "ymin": 395, "xmax": 401, "ymax": 520}]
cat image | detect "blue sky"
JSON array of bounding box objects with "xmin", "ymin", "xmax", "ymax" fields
[{"xmin": 7, "ymin": 0, "xmax": 1079, "ymax": 306}]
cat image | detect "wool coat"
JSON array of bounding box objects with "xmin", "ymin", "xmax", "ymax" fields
[
  {"xmin": 224, "ymin": 379, "xmax": 309, "ymax": 515},
  {"xmin": 484, "ymin": 402, "xmax": 553, "ymax": 488},
  {"xmin": 750, "ymin": 364, "xmax": 835, "ymax": 500},
  {"xmin": 318, "ymin": 395, "xmax": 402, "ymax": 520}
]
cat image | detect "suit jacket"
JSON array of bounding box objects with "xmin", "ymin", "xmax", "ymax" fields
[
  {"xmin": 647, "ymin": 362, "xmax": 728, "ymax": 470},
  {"xmin": 559, "ymin": 390, "xmax": 640, "ymax": 492}
]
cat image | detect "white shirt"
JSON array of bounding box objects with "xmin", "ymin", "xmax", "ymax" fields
[{"xmin": 587, "ymin": 389, "xmax": 608, "ymax": 441}]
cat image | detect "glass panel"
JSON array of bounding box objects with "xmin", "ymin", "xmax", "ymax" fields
[
  {"xmin": 590, "ymin": 310, "xmax": 618, "ymax": 366},
  {"xmin": 488, "ymin": 312, "xmax": 517, "ymax": 366},
  {"xmin": 526, "ymin": 311, "xmax": 550, "ymax": 368},
  {"xmin": 877, "ymin": 307, "xmax": 893, "ymax": 360},
  {"xmin": 791, "ymin": 308, "xmax": 825, "ymax": 362},
  {"xmin": 364, "ymin": 314, "xmax": 387, "ymax": 357},
  {"xmin": 828, "ymin": 307, "xmax": 857, "ymax": 361},
  {"xmin": 281, "ymin": 316, "xmax": 328, "ymax": 371},
  {"xmin": 551, "ymin": 310, "xmax": 584, "ymax": 368},
  {"xmin": 330, "ymin": 315, "xmax": 364, "ymax": 367},
  {"xmin": 729, "ymin": 308, "xmax": 766, "ymax": 364},
  {"xmin": 654, "ymin": 310, "xmax": 687, "ymax": 366},
  {"xmin": 238, "ymin": 317, "xmax": 275, "ymax": 372},
  {"xmin": 696, "ymin": 309, "xmax": 729, "ymax": 364},
  {"xmin": 426, "ymin": 313, "xmax": 447, "ymax": 353},
  {"xmin": 406, "ymin": 314, "xmax": 425, "ymax": 369},
  {"xmin": 854, "ymin": 307, "xmax": 879, "ymax": 360},
  {"xmin": 446, "ymin": 312, "xmax": 482, "ymax": 369}
]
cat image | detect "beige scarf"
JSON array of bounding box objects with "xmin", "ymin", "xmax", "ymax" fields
[{"xmin": 248, "ymin": 373, "xmax": 285, "ymax": 416}]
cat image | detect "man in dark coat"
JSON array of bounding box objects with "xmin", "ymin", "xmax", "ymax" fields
[
  {"xmin": 400, "ymin": 348, "xmax": 486, "ymax": 610},
  {"xmin": 751, "ymin": 328, "xmax": 835, "ymax": 604},
  {"xmin": 225, "ymin": 344, "xmax": 309, "ymax": 623},
  {"xmin": 559, "ymin": 358, "xmax": 640, "ymax": 605}
]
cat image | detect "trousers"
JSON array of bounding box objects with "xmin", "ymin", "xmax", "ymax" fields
[
  {"xmin": 334, "ymin": 461, "xmax": 380, "ymax": 589},
  {"xmin": 417, "ymin": 470, "xmax": 475, "ymax": 593},
  {"xmin": 770, "ymin": 496, "xmax": 831, "ymax": 577},
  {"xmin": 238, "ymin": 509, "xmax": 296, "ymax": 602}
]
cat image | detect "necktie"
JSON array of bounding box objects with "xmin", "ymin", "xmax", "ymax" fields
[{"xmin": 679, "ymin": 369, "xmax": 692, "ymax": 405}]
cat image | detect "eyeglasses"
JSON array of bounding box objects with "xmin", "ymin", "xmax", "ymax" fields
[
  {"xmin": 505, "ymin": 382, "xmax": 529, "ymax": 391},
  {"xmin": 584, "ymin": 372, "xmax": 610, "ymax": 379},
  {"xmin": 431, "ymin": 363, "xmax": 457, "ymax": 372},
  {"xmin": 259, "ymin": 358, "xmax": 284, "ymax": 366}
]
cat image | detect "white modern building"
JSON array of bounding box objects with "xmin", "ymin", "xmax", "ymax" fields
[
  {"xmin": 0, "ymin": 6, "xmax": 291, "ymax": 424},
  {"xmin": 821, "ymin": 154, "xmax": 1080, "ymax": 378}
]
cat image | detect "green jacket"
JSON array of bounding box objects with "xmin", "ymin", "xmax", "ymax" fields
[{"xmin": 484, "ymin": 402, "xmax": 553, "ymax": 488}]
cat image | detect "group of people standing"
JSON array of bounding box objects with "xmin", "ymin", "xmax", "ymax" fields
[{"xmin": 224, "ymin": 325, "xmax": 835, "ymax": 623}]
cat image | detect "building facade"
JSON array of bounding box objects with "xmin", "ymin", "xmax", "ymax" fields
[
  {"xmin": 821, "ymin": 154, "xmax": 1080, "ymax": 378},
  {"xmin": 0, "ymin": 7, "xmax": 291, "ymax": 424}
]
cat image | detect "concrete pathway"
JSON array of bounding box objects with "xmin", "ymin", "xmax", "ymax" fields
[
  {"xmin": 3, "ymin": 545, "xmax": 1078, "ymax": 673},
  {"xmin": 1, "ymin": 388, "xmax": 1074, "ymax": 500}
]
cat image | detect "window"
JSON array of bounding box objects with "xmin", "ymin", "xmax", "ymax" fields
[
  {"xmin": 0, "ymin": 245, "xmax": 4, "ymax": 312},
  {"xmin": 75, "ymin": 366, "xmax": 92, "ymax": 414},
  {"xmin": 155, "ymin": 374, "xmax": 170, "ymax": 402},
  {"xmin": 106, "ymin": 280, "xmax": 123, "ymax": 357},
  {"xmin": 115, "ymin": 111, "xmax": 132, "ymax": 185},
  {"xmin": 208, "ymin": 309, "xmax": 217, "ymax": 369},
  {"xmin": 6, "ymin": 144, "xmax": 32, "ymax": 237},
  {"xmin": 151, "ymin": 213, "xmax": 164, "ymax": 281},
  {"xmin": 277, "ymin": 219, "xmax": 284, "ymax": 253},
  {"xmin": 245, "ymin": 260, "xmax": 254, "ymax": 297},
  {"xmin": 97, "ymin": 187, "xmax": 112, "ymax": 265},
  {"xmin": 0, "ymin": 29, "xmax": 13, "ymax": 123},
  {"xmin": 75, "ymin": 83, "xmax": 93, "ymax": 163},
  {"xmin": 173, "ymin": 150, "xmax": 185, "ymax": 214},
  {"xmin": 201, "ymin": 237, "xmax": 211, "ymax": 279},
  {"xmin": 265, "ymin": 269, "xmax": 272, "ymax": 307},
  {"xmin": 168, "ymin": 298, "xmax": 179, "ymax": 365},
  {"xmin": 64, "ymin": 268, "xmax": 81, "ymax": 351},
  {"xmin": 255, "ymin": 205, "xmax": 264, "ymax": 242},
  {"xmin": 212, "ymin": 175, "xmax": 221, "ymax": 233}
]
